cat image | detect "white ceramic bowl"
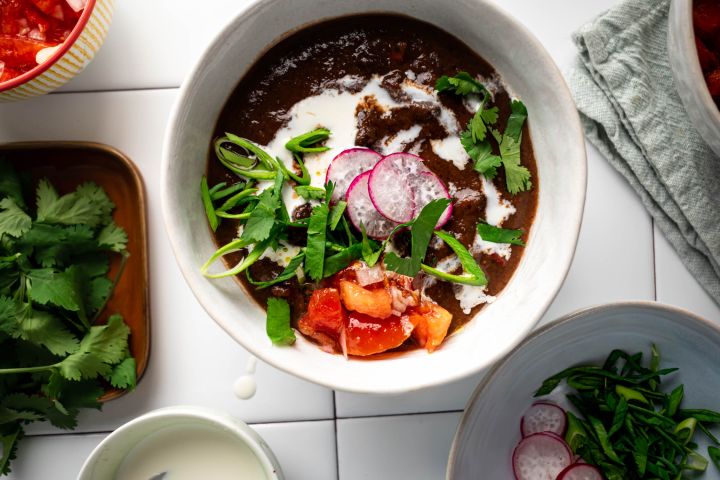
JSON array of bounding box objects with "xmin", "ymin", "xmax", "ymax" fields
[
  {"xmin": 162, "ymin": 0, "xmax": 587, "ymax": 393},
  {"xmin": 77, "ymin": 406, "xmax": 283, "ymax": 480},
  {"xmin": 668, "ymin": 0, "xmax": 720, "ymax": 157},
  {"xmin": 448, "ymin": 302, "xmax": 720, "ymax": 479}
]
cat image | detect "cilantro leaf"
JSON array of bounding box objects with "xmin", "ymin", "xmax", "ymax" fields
[
  {"xmin": 10, "ymin": 304, "xmax": 80, "ymax": 356},
  {"xmin": 108, "ymin": 357, "xmax": 137, "ymax": 389},
  {"xmin": 468, "ymin": 106, "xmax": 499, "ymax": 143},
  {"xmin": 305, "ymin": 201, "xmax": 329, "ymax": 281},
  {"xmin": 361, "ymin": 225, "xmax": 383, "ymax": 267},
  {"xmin": 58, "ymin": 314, "xmax": 131, "ymax": 380},
  {"xmin": 27, "ymin": 267, "xmax": 84, "ymax": 315},
  {"xmin": 246, "ymin": 251, "xmax": 305, "ymax": 289},
  {"xmin": 477, "ymin": 223, "xmax": 526, "ymax": 246},
  {"xmin": 328, "ymin": 201, "xmax": 347, "ymax": 231},
  {"xmin": 240, "ymin": 173, "xmax": 284, "ymax": 243},
  {"xmin": 323, "ymin": 243, "xmax": 363, "ymax": 278},
  {"xmin": 499, "ymin": 134, "xmax": 532, "ymax": 194},
  {"xmin": 0, "ymin": 427, "xmax": 22, "ymax": 476},
  {"xmin": 0, "ymin": 160, "xmax": 25, "ymax": 208},
  {"xmin": 97, "ymin": 222, "xmax": 128, "ymax": 252},
  {"xmin": 294, "ymin": 185, "xmax": 326, "ymax": 200},
  {"xmin": 266, "ymin": 297, "xmax": 295, "ymax": 346},
  {"xmin": 36, "ymin": 181, "xmax": 114, "ymax": 227},
  {"xmin": 499, "ymin": 100, "xmax": 532, "ymax": 194},
  {"xmin": 0, "ymin": 199, "xmax": 31, "ymax": 238},
  {"xmin": 435, "ymin": 72, "xmax": 489, "ymax": 97},
  {"xmin": 462, "ymin": 131, "xmax": 502, "ymax": 178},
  {"xmin": 384, "ymin": 199, "xmax": 450, "ymax": 277}
]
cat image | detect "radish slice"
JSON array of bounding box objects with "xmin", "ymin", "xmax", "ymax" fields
[
  {"xmin": 326, "ymin": 148, "xmax": 382, "ymax": 204},
  {"xmin": 556, "ymin": 464, "xmax": 603, "ymax": 480},
  {"xmin": 368, "ymin": 152, "xmax": 428, "ymax": 223},
  {"xmin": 512, "ymin": 433, "xmax": 573, "ymax": 480},
  {"xmin": 346, "ymin": 171, "xmax": 399, "ymax": 240},
  {"xmin": 413, "ymin": 171, "xmax": 452, "ymax": 228},
  {"xmin": 521, "ymin": 402, "xmax": 568, "ymax": 437}
]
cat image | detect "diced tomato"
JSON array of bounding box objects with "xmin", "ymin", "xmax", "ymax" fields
[
  {"xmin": 410, "ymin": 303, "xmax": 453, "ymax": 353},
  {"xmin": 298, "ymin": 288, "xmax": 346, "ymax": 352},
  {"xmin": 0, "ymin": 34, "xmax": 51, "ymax": 66},
  {"xmin": 706, "ymin": 69, "xmax": 720, "ymax": 97},
  {"xmin": 24, "ymin": 4, "xmax": 52, "ymax": 33},
  {"xmin": 28, "ymin": 0, "xmax": 59, "ymax": 16},
  {"xmin": 339, "ymin": 280, "xmax": 393, "ymax": 319},
  {"xmin": 344, "ymin": 311, "xmax": 414, "ymax": 356},
  {"xmin": 694, "ymin": 1, "xmax": 720, "ymax": 40}
]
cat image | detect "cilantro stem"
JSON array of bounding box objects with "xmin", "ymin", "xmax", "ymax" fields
[{"xmin": 0, "ymin": 363, "xmax": 58, "ymax": 375}]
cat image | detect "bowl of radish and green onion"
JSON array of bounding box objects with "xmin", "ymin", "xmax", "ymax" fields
[{"xmin": 448, "ymin": 302, "xmax": 720, "ymax": 480}]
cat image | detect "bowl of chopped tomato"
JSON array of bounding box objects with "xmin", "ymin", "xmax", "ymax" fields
[
  {"xmin": 669, "ymin": 0, "xmax": 720, "ymax": 157},
  {"xmin": 0, "ymin": 0, "xmax": 114, "ymax": 101}
]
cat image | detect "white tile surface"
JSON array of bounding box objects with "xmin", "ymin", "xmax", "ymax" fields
[
  {"xmin": 4, "ymin": 433, "xmax": 105, "ymax": 480},
  {"xmin": 58, "ymin": 0, "xmax": 255, "ymax": 92},
  {"xmin": 0, "ymin": 91, "xmax": 334, "ymax": 433},
  {"xmin": 5, "ymin": 421, "xmax": 337, "ymax": 480},
  {"xmin": 336, "ymin": 412, "xmax": 461, "ymax": 480},
  {"xmin": 57, "ymin": 0, "xmax": 624, "ymax": 93},
  {"xmin": 654, "ymin": 224, "xmax": 720, "ymax": 323}
]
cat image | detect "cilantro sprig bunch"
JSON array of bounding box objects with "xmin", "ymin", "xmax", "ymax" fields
[
  {"xmin": 535, "ymin": 346, "xmax": 720, "ymax": 479},
  {"xmin": 436, "ymin": 72, "xmax": 532, "ymax": 194},
  {"xmin": 0, "ymin": 161, "xmax": 136, "ymax": 476}
]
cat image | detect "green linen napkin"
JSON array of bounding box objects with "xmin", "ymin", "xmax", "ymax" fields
[{"xmin": 569, "ymin": 0, "xmax": 720, "ymax": 305}]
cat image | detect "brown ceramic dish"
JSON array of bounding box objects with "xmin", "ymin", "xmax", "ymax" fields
[{"xmin": 0, "ymin": 141, "xmax": 150, "ymax": 401}]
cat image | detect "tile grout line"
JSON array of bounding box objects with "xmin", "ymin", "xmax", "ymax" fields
[
  {"xmin": 333, "ymin": 391, "xmax": 340, "ymax": 480},
  {"xmin": 336, "ymin": 408, "xmax": 464, "ymax": 421},
  {"xmin": 49, "ymin": 85, "xmax": 180, "ymax": 95},
  {"xmin": 23, "ymin": 417, "xmax": 337, "ymax": 439}
]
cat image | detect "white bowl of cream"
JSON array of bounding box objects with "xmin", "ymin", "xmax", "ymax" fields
[{"xmin": 77, "ymin": 406, "xmax": 283, "ymax": 480}]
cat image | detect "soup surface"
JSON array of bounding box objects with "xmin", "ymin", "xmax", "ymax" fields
[{"xmin": 206, "ymin": 14, "xmax": 538, "ymax": 355}]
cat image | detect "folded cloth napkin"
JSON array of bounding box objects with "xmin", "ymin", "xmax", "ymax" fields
[{"xmin": 569, "ymin": 0, "xmax": 720, "ymax": 305}]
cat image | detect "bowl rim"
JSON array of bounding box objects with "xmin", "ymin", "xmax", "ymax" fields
[
  {"xmin": 0, "ymin": 0, "xmax": 98, "ymax": 93},
  {"xmin": 446, "ymin": 300, "xmax": 720, "ymax": 479},
  {"xmin": 77, "ymin": 405, "xmax": 283, "ymax": 479},
  {"xmin": 161, "ymin": 0, "xmax": 587, "ymax": 393}
]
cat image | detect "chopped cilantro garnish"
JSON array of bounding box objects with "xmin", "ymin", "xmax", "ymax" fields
[
  {"xmin": 435, "ymin": 72, "xmax": 489, "ymax": 97},
  {"xmin": 477, "ymin": 223, "xmax": 525, "ymax": 246},
  {"xmin": 438, "ymin": 71, "xmax": 532, "ymax": 195},
  {"xmin": 266, "ymin": 297, "xmax": 295, "ymax": 346},
  {"xmin": 294, "ymin": 185, "xmax": 326, "ymax": 200}
]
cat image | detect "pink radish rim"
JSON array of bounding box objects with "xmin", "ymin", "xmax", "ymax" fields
[
  {"xmin": 324, "ymin": 147, "xmax": 382, "ymax": 184},
  {"xmin": 512, "ymin": 432, "xmax": 574, "ymax": 480}
]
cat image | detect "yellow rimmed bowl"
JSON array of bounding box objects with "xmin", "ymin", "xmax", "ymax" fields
[{"xmin": 0, "ymin": 0, "xmax": 114, "ymax": 102}]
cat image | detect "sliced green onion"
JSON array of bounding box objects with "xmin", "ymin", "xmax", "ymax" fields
[
  {"xmin": 285, "ymin": 128, "xmax": 331, "ymax": 153},
  {"xmin": 200, "ymin": 176, "xmax": 218, "ymax": 231},
  {"xmin": 211, "ymin": 181, "xmax": 247, "ymax": 201}
]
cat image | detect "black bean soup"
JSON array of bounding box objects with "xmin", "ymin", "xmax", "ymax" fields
[{"xmin": 208, "ymin": 14, "xmax": 538, "ymax": 343}]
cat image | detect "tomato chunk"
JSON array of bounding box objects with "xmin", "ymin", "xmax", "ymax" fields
[
  {"xmin": 344, "ymin": 311, "xmax": 414, "ymax": 356},
  {"xmin": 410, "ymin": 303, "xmax": 453, "ymax": 353},
  {"xmin": 298, "ymin": 288, "xmax": 346, "ymax": 353},
  {"xmin": 339, "ymin": 280, "xmax": 392, "ymax": 319},
  {"xmin": 0, "ymin": 35, "xmax": 51, "ymax": 66}
]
